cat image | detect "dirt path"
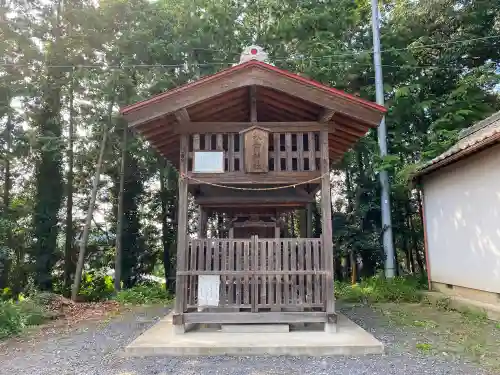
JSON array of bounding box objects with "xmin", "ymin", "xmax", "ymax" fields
[{"xmin": 0, "ymin": 304, "xmax": 495, "ymax": 375}]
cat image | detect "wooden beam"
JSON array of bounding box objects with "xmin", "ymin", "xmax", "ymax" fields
[
  {"xmin": 182, "ymin": 311, "xmax": 328, "ymax": 324},
  {"xmin": 319, "ymin": 108, "xmax": 336, "ymax": 123},
  {"xmin": 186, "ymin": 170, "xmax": 322, "ymax": 185},
  {"xmin": 153, "ymin": 136, "xmax": 179, "ymax": 150},
  {"xmin": 328, "ymin": 134, "xmax": 354, "ymax": 148},
  {"xmin": 259, "ymin": 101, "xmax": 311, "ymax": 121},
  {"xmin": 192, "ymin": 102, "xmax": 248, "ymax": 121},
  {"xmin": 332, "ymin": 115, "xmax": 373, "ymax": 132},
  {"xmin": 259, "ymin": 87, "xmax": 320, "ymax": 117},
  {"xmin": 195, "ymin": 195, "xmax": 315, "ymax": 206},
  {"xmin": 251, "ymin": 68, "xmax": 383, "ymax": 125},
  {"xmin": 258, "ymin": 98, "xmax": 316, "ymax": 121},
  {"xmin": 141, "ymin": 125, "xmax": 175, "ymax": 139},
  {"xmin": 250, "ymin": 85, "xmax": 257, "ymax": 121},
  {"xmin": 123, "ymin": 65, "xmax": 383, "ymax": 128},
  {"xmin": 187, "ymin": 88, "xmax": 248, "ymax": 116},
  {"xmin": 174, "ymin": 108, "xmax": 190, "ymax": 124},
  {"xmin": 175, "ymin": 121, "xmax": 328, "ymax": 134},
  {"xmin": 334, "ymin": 123, "xmax": 368, "ymax": 138}
]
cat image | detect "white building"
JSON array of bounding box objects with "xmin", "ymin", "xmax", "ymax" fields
[{"xmin": 417, "ymin": 111, "xmax": 500, "ymax": 306}]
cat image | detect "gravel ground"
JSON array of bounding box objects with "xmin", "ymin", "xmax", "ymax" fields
[{"xmin": 0, "ymin": 304, "xmax": 493, "ymax": 375}]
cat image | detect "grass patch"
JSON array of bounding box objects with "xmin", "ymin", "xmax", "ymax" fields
[
  {"xmin": 377, "ymin": 302, "xmax": 500, "ymax": 371},
  {"xmin": 0, "ymin": 298, "xmax": 56, "ymax": 340},
  {"xmin": 416, "ymin": 342, "xmax": 433, "ymax": 352},
  {"xmin": 114, "ymin": 282, "xmax": 172, "ymax": 305},
  {"xmin": 335, "ymin": 275, "xmax": 426, "ymax": 303}
]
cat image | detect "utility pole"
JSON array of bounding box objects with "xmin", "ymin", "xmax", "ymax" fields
[{"xmin": 370, "ymin": 0, "xmax": 395, "ymax": 278}]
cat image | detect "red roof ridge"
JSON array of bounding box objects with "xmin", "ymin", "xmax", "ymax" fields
[{"xmin": 120, "ymin": 60, "xmax": 386, "ymax": 115}]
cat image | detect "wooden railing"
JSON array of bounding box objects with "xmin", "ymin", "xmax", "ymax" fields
[{"xmin": 178, "ymin": 237, "xmax": 326, "ymax": 312}]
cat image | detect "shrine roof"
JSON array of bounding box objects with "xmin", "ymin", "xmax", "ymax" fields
[{"xmin": 120, "ymin": 59, "xmax": 386, "ymax": 167}]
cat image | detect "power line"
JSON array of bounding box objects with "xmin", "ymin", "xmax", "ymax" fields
[
  {"xmin": 1, "ymin": 34, "xmax": 499, "ymax": 70},
  {"xmin": 0, "ymin": 59, "xmax": 490, "ymax": 71}
]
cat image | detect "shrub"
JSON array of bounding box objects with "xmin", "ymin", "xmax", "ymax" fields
[
  {"xmin": 115, "ymin": 282, "xmax": 171, "ymax": 305},
  {"xmin": 0, "ymin": 299, "xmax": 54, "ymax": 340},
  {"xmin": 0, "ymin": 302, "xmax": 24, "ymax": 339},
  {"xmin": 78, "ymin": 271, "xmax": 115, "ymax": 302},
  {"xmin": 335, "ymin": 275, "xmax": 424, "ymax": 303}
]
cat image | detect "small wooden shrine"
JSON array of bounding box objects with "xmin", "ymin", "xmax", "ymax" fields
[{"xmin": 121, "ymin": 46, "xmax": 386, "ymax": 333}]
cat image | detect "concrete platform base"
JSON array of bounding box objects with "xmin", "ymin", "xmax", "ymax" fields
[
  {"xmin": 425, "ymin": 291, "xmax": 500, "ymax": 322},
  {"xmin": 221, "ymin": 324, "xmax": 289, "ymax": 333},
  {"xmin": 124, "ymin": 313, "xmax": 384, "ymax": 357}
]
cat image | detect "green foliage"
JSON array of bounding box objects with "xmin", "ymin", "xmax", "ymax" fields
[
  {"xmin": 435, "ymin": 297, "xmax": 452, "ymax": 311},
  {"xmin": 416, "ymin": 342, "xmax": 433, "ymax": 352},
  {"xmin": 1, "ymin": 0, "xmax": 500, "ymax": 300},
  {"xmin": 0, "ymin": 302, "xmax": 24, "ymax": 339},
  {"xmin": 114, "ymin": 282, "xmax": 171, "ymax": 305},
  {"xmin": 78, "ymin": 272, "xmax": 115, "ymax": 302},
  {"xmin": 335, "ymin": 275, "xmax": 426, "ymax": 303},
  {"xmin": 461, "ymin": 308, "xmax": 488, "ymax": 323},
  {"xmin": 0, "ymin": 299, "xmax": 54, "ymax": 340}
]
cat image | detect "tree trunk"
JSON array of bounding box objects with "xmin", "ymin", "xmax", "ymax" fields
[
  {"xmin": 1, "ymin": 113, "xmax": 13, "ymax": 290},
  {"xmin": 71, "ymin": 100, "xmax": 112, "ymax": 301},
  {"xmin": 32, "ymin": 0, "xmax": 65, "ymax": 291},
  {"xmin": 114, "ymin": 123, "xmax": 127, "ymax": 292},
  {"xmin": 415, "ymin": 189, "xmax": 426, "ymax": 274},
  {"xmin": 63, "ymin": 71, "xmax": 75, "ymax": 293},
  {"xmin": 350, "ymin": 250, "xmax": 357, "ymax": 284}
]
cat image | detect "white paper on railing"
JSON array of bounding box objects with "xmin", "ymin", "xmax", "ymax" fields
[{"xmin": 197, "ymin": 275, "xmax": 220, "ymax": 307}]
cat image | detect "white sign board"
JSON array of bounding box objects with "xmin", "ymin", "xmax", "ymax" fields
[
  {"xmin": 193, "ymin": 151, "xmax": 224, "ymax": 173},
  {"xmin": 197, "ymin": 275, "xmax": 220, "ymax": 307}
]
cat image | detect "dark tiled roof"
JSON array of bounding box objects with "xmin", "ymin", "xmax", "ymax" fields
[{"xmin": 417, "ymin": 111, "xmax": 500, "ymax": 176}]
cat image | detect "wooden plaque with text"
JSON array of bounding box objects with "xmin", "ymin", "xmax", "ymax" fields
[{"xmin": 242, "ymin": 126, "xmax": 269, "ymax": 173}]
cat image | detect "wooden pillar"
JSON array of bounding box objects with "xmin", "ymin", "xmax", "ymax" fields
[
  {"xmin": 174, "ymin": 134, "xmax": 189, "ymax": 333},
  {"xmin": 229, "ymin": 227, "xmax": 234, "ymax": 239},
  {"xmin": 306, "ymin": 203, "xmax": 313, "ymax": 238},
  {"xmin": 299, "ymin": 208, "xmax": 307, "ymax": 238},
  {"xmin": 198, "ymin": 207, "xmax": 208, "ymax": 239},
  {"xmin": 320, "ymin": 130, "xmax": 336, "ymax": 333}
]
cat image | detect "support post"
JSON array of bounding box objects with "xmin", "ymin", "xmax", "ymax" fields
[
  {"xmin": 320, "ymin": 130, "xmax": 336, "ymax": 333},
  {"xmin": 371, "ymin": 0, "xmax": 395, "ymax": 278},
  {"xmin": 306, "ymin": 203, "xmax": 313, "ymax": 238},
  {"xmin": 198, "ymin": 207, "xmax": 207, "ymax": 239},
  {"xmin": 174, "ymin": 134, "xmax": 189, "ymax": 334}
]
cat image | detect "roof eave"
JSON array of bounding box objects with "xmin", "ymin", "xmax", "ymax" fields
[
  {"xmin": 416, "ymin": 132, "xmax": 500, "ymax": 178},
  {"xmin": 120, "ymin": 60, "xmax": 387, "ymax": 118}
]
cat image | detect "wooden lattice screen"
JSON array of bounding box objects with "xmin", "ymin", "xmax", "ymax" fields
[
  {"xmin": 186, "ymin": 132, "xmax": 321, "ymax": 173},
  {"xmin": 178, "ymin": 237, "xmax": 326, "ymax": 312}
]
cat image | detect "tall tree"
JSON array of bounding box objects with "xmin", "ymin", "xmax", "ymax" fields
[{"xmin": 32, "ymin": 0, "xmax": 66, "ymax": 290}]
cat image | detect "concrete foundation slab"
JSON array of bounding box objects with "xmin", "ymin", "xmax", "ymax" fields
[
  {"xmin": 425, "ymin": 291, "xmax": 500, "ymax": 322},
  {"xmin": 124, "ymin": 313, "xmax": 384, "ymax": 357},
  {"xmin": 221, "ymin": 324, "xmax": 289, "ymax": 333}
]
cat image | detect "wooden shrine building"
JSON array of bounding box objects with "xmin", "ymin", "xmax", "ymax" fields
[{"xmin": 120, "ymin": 47, "xmax": 386, "ymax": 333}]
